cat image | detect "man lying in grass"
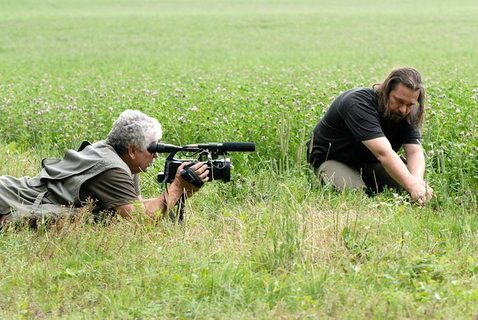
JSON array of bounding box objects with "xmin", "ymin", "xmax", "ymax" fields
[
  {"xmin": 0, "ymin": 110, "xmax": 209, "ymax": 227},
  {"xmin": 307, "ymin": 67, "xmax": 433, "ymax": 205}
]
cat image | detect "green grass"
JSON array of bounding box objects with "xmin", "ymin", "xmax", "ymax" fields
[{"xmin": 1, "ymin": 0, "xmax": 477, "ymax": 318}]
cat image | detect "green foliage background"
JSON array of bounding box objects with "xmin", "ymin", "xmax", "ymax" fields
[{"xmin": 0, "ymin": 0, "xmax": 477, "ymax": 318}]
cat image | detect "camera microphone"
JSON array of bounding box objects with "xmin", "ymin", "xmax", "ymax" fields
[
  {"xmin": 148, "ymin": 141, "xmax": 256, "ymax": 154},
  {"xmin": 183, "ymin": 142, "xmax": 255, "ymax": 152},
  {"xmin": 221, "ymin": 142, "xmax": 256, "ymax": 152}
]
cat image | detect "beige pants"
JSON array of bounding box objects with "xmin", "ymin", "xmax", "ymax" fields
[{"xmin": 315, "ymin": 160, "xmax": 402, "ymax": 193}]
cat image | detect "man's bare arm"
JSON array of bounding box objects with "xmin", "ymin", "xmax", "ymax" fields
[
  {"xmin": 362, "ymin": 137, "xmax": 432, "ymax": 205},
  {"xmin": 403, "ymin": 143, "xmax": 426, "ymax": 180},
  {"xmin": 114, "ymin": 162, "xmax": 209, "ymax": 220}
]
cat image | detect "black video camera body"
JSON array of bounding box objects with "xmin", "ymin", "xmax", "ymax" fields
[
  {"xmin": 147, "ymin": 142, "xmax": 255, "ymax": 184},
  {"xmin": 158, "ymin": 156, "xmax": 231, "ymax": 183}
]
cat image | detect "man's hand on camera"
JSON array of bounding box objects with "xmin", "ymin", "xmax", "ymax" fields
[{"xmin": 173, "ymin": 162, "xmax": 210, "ymax": 195}]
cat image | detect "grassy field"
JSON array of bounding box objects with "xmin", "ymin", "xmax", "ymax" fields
[{"xmin": 1, "ymin": 0, "xmax": 477, "ymax": 318}]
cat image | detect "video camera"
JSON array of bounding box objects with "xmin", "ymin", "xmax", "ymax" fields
[{"xmin": 147, "ymin": 142, "xmax": 256, "ymax": 184}]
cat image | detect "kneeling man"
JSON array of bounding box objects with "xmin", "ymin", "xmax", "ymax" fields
[{"xmin": 307, "ymin": 67, "xmax": 433, "ymax": 205}]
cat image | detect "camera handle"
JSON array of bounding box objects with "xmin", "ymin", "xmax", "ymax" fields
[{"xmin": 180, "ymin": 166, "xmax": 204, "ymax": 188}]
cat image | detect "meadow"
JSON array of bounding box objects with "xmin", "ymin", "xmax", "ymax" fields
[{"xmin": 0, "ymin": 0, "xmax": 477, "ymax": 318}]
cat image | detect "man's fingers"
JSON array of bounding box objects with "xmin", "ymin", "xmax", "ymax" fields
[
  {"xmin": 190, "ymin": 162, "xmax": 209, "ymax": 176},
  {"xmin": 197, "ymin": 166, "xmax": 209, "ymax": 182},
  {"xmin": 177, "ymin": 162, "xmax": 188, "ymax": 170},
  {"xmin": 176, "ymin": 162, "xmax": 210, "ymax": 184},
  {"xmin": 417, "ymin": 191, "xmax": 432, "ymax": 206},
  {"xmin": 189, "ymin": 162, "xmax": 204, "ymax": 170},
  {"xmin": 199, "ymin": 170, "xmax": 209, "ymax": 180}
]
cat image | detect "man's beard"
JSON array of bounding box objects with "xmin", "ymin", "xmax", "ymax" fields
[
  {"xmin": 381, "ymin": 106, "xmax": 406, "ymax": 123},
  {"xmin": 388, "ymin": 112, "xmax": 406, "ymax": 122}
]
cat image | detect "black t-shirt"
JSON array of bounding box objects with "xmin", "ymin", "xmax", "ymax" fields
[{"xmin": 307, "ymin": 88, "xmax": 421, "ymax": 169}]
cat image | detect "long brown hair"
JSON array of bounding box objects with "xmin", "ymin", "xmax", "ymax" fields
[{"xmin": 373, "ymin": 67, "xmax": 425, "ymax": 128}]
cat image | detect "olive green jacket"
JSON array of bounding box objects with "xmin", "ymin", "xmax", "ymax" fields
[{"xmin": 0, "ymin": 141, "xmax": 134, "ymax": 221}]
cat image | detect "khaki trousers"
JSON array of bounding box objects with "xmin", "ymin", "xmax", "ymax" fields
[{"xmin": 315, "ymin": 160, "xmax": 403, "ymax": 193}]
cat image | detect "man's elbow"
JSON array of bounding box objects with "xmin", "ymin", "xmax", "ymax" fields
[
  {"xmin": 362, "ymin": 138, "xmax": 395, "ymax": 164},
  {"xmin": 375, "ymin": 149, "xmax": 396, "ymax": 164}
]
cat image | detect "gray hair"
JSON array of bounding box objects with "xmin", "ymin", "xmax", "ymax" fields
[{"xmin": 106, "ymin": 110, "xmax": 162, "ymax": 156}]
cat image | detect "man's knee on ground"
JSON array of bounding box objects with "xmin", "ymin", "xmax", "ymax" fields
[{"xmin": 315, "ymin": 160, "xmax": 366, "ymax": 191}]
